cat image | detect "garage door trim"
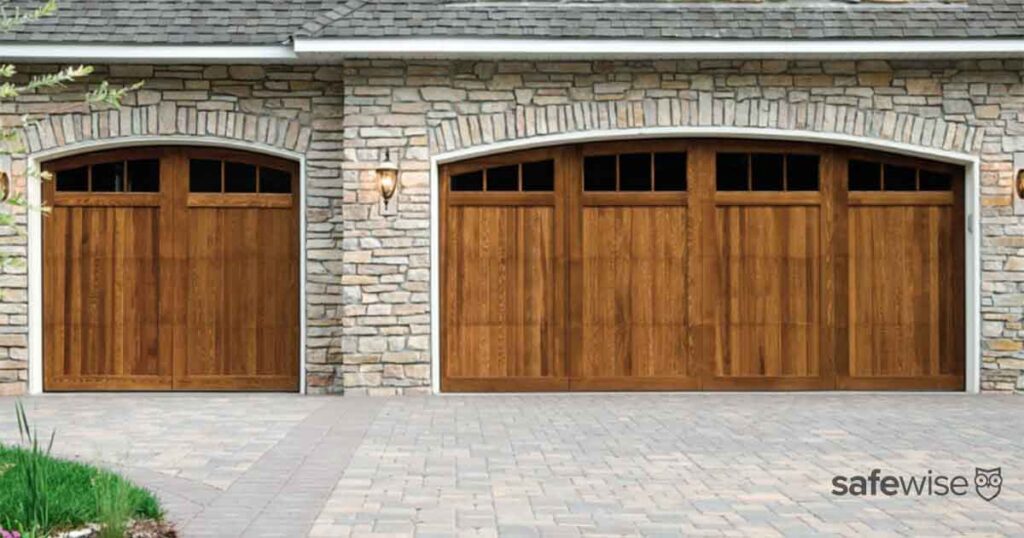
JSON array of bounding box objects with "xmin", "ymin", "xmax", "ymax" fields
[
  {"xmin": 428, "ymin": 127, "xmax": 981, "ymax": 394},
  {"xmin": 26, "ymin": 136, "xmax": 308, "ymax": 394}
]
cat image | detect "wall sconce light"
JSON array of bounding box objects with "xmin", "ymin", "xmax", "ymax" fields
[
  {"xmin": 0, "ymin": 171, "xmax": 9, "ymax": 202},
  {"xmin": 1017, "ymin": 169, "xmax": 1024, "ymax": 200},
  {"xmin": 377, "ymin": 148, "xmax": 398, "ymax": 212}
]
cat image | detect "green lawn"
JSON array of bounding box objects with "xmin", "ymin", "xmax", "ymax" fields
[{"xmin": 0, "ymin": 444, "xmax": 162, "ymax": 535}]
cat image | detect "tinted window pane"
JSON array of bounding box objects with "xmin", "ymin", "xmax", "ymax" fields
[
  {"xmin": 884, "ymin": 164, "xmax": 916, "ymax": 191},
  {"xmin": 716, "ymin": 153, "xmax": 748, "ymax": 191},
  {"xmin": 225, "ymin": 161, "xmax": 257, "ymax": 193},
  {"xmin": 584, "ymin": 155, "xmax": 616, "ymax": 191},
  {"xmin": 486, "ymin": 165, "xmax": 518, "ymax": 191},
  {"xmin": 848, "ymin": 160, "xmax": 881, "ymax": 191},
  {"xmin": 91, "ymin": 161, "xmax": 125, "ymax": 192},
  {"xmin": 190, "ymin": 159, "xmax": 222, "ymax": 192},
  {"xmin": 521, "ymin": 160, "xmax": 554, "ymax": 191},
  {"xmin": 128, "ymin": 159, "xmax": 160, "ymax": 192},
  {"xmin": 55, "ymin": 166, "xmax": 88, "ymax": 192},
  {"xmin": 451, "ymin": 170, "xmax": 483, "ymax": 191},
  {"xmin": 786, "ymin": 154, "xmax": 820, "ymax": 191},
  {"xmin": 919, "ymin": 169, "xmax": 953, "ymax": 191},
  {"xmin": 618, "ymin": 153, "xmax": 651, "ymax": 191},
  {"xmin": 751, "ymin": 153, "xmax": 784, "ymax": 191},
  {"xmin": 260, "ymin": 167, "xmax": 291, "ymax": 193},
  {"xmin": 654, "ymin": 153, "xmax": 687, "ymax": 191}
]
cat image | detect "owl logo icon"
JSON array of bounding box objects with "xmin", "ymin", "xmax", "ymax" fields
[{"xmin": 974, "ymin": 467, "xmax": 1002, "ymax": 501}]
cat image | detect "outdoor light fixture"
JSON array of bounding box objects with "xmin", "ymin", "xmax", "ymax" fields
[
  {"xmin": 1017, "ymin": 168, "xmax": 1024, "ymax": 200},
  {"xmin": 0, "ymin": 171, "xmax": 10, "ymax": 203},
  {"xmin": 377, "ymin": 148, "xmax": 399, "ymax": 211}
]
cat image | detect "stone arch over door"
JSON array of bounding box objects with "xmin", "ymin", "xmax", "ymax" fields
[{"xmin": 427, "ymin": 98, "xmax": 984, "ymax": 158}]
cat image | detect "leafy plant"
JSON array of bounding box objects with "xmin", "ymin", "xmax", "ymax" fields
[
  {"xmin": 0, "ymin": 0, "xmax": 141, "ymax": 261},
  {"xmin": 11, "ymin": 400, "xmax": 54, "ymax": 534}
]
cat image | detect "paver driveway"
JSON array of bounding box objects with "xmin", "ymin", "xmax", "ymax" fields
[{"xmin": 1, "ymin": 394, "xmax": 1022, "ymax": 537}]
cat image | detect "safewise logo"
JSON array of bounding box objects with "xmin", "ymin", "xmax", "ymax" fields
[{"xmin": 831, "ymin": 467, "xmax": 1002, "ymax": 502}]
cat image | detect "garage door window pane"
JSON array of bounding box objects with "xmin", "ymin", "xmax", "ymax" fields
[
  {"xmin": 451, "ymin": 170, "xmax": 483, "ymax": 191},
  {"xmin": 190, "ymin": 159, "xmax": 222, "ymax": 192},
  {"xmin": 919, "ymin": 169, "xmax": 952, "ymax": 191},
  {"xmin": 56, "ymin": 166, "xmax": 88, "ymax": 192},
  {"xmin": 786, "ymin": 154, "xmax": 820, "ymax": 191},
  {"xmin": 259, "ymin": 167, "xmax": 291, "ymax": 193},
  {"xmin": 225, "ymin": 161, "xmax": 257, "ymax": 193},
  {"xmin": 521, "ymin": 160, "xmax": 554, "ymax": 191},
  {"xmin": 584, "ymin": 155, "xmax": 616, "ymax": 191},
  {"xmin": 618, "ymin": 153, "xmax": 651, "ymax": 191},
  {"xmin": 716, "ymin": 153, "xmax": 748, "ymax": 191},
  {"xmin": 654, "ymin": 153, "xmax": 686, "ymax": 191},
  {"xmin": 486, "ymin": 165, "xmax": 518, "ymax": 191},
  {"xmin": 128, "ymin": 159, "xmax": 160, "ymax": 192},
  {"xmin": 91, "ymin": 161, "xmax": 125, "ymax": 192},
  {"xmin": 751, "ymin": 153, "xmax": 784, "ymax": 191},
  {"xmin": 884, "ymin": 164, "xmax": 916, "ymax": 191},
  {"xmin": 848, "ymin": 160, "xmax": 881, "ymax": 191}
]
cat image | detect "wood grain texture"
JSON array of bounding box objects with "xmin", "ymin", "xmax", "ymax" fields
[
  {"xmin": 713, "ymin": 205, "xmax": 822, "ymax": 380},
  {"xmin": 579, "ymin": 206, "xmax": 692, "ymax": 382},
  {"xmin": 442, "ymin": 205, "xmax": 565, "ymax": 387},
  {"xmin": 846, "ymin": 205, "xmax": 963, "ymax": 382},
  {"xmin": 43, "ymin": 147, "xmax": 299, "ymax": 391}
]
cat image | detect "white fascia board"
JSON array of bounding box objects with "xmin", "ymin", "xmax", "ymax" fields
[
  {"xmin": 293, "ymin": 37, "xmax": 1024, "ymax": 59},
  {"xmin": 0, "ymin": 44, "xmax": 297, "ymax": 63}
]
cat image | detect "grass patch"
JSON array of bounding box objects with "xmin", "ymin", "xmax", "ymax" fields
[{"xmin": 0, "ymin": 444, "xmax": 162, "ymax": 535}]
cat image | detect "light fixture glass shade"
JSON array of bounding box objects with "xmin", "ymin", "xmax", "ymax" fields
[
  {"xmin": 377, "ymin": 163, "xmax": 398, "ymax": 208},
  {"xmin": 1017, "ymin": 169, "xmax": 1024, "ymax": 200}
]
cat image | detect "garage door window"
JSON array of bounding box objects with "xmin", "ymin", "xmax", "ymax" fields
[
  {"xmin": 189, "ymin": 158, "xmax": 293, "ymax": 194},
  {"xmin": 449, "ymin": 160, "xmax": 555, "ymax": 192},
  {"xmin": 849, "ymin": 159, "xmax": 953, "ymax": 192},
  {"xmin": 583, "ymin": 152, "xmax": 687, "ymax": 191},
  {"xmin": 56, "ymin": 159, "xmax": 161, "ymax": 193},
  {"xmin": 717, "ymin": 152, "xmax": 819, "ymax": 191}
]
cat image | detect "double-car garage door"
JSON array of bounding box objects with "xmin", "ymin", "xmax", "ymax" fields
[
  {"xmin": 43, "ymin": 147, "xmax": 299, "ymax": 391},
  {"xmin": 441, "ymin": 140, "xmax": 965, "ymax": 391}
]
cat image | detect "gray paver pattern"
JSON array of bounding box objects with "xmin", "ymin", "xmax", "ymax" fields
[
  {"xmin": 0, "ymin": 393, "xmax": 1022, "ymax": 537},
  {"xmin": 313, "ymin": 394, "xmax": 1024, "ymax": 537}
]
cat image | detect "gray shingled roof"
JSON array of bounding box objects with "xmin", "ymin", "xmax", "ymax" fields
[
  {"xmin": 1, "ymin": 0, "xmax": 337, "ymax": 44},
  {"xmin": 304, "ymin": 0, "xmax": 1024, "ymax": 40},
  {"xmin": 2, "ymin": 0, "xmax": 1024, "ymax": 44}
]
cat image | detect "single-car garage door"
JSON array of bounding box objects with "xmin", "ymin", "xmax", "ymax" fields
[
  {"xmin": 440, "ymin": 140, "xmax": 965, "ymax": 391},
  {"xmin": 43, "ymin": 147, "xmax": 299, "ymax": 391}
]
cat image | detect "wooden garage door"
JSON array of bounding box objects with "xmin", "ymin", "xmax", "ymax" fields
[
  {"xmin": 441, "ymin": 140, "xmax": 965, "ymax": 391},
  {"xmin": 43, "ymin": 147, "xmax": 299, "ymax": 391}
]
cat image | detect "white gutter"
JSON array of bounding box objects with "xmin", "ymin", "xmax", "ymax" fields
[
  {"xmin": 293, "ymin": 37, "xmax": 1024, "ymax": 59},
  {"xmin": 2, "ymin": 38, "xmax": 1023, "ymax": 62},
  {"xmin": 0, "ymin": 44, "xmax": 297, "ymax": 63}
]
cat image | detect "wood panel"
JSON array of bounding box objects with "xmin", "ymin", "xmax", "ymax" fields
[
  {"xmin": 43, "ymin": 147, "xmax": 299, "ymax": 391},
  {"xmin": 709, "ymin": 205, "xmax": 826, "ymax": 388},
  {"xmin": 442, "ymin": 205, "xmax": 566, "ymax": 390},
  {"xmin": 844, "ymin": 205, "xmax": 964, "ymax": 386},
  {"xmin": 576, "ymin": 206, "xmax": 695, "ymax": 389},
  {"xmin": 43, "ymin": 206, "xmax": 171, "ymax": 389}
]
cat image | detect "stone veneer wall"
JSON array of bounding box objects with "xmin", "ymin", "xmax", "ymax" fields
[
  {"xmin": 0, "ymin": 63, "xmax": 348, "ymax": 395},
  {"xmin": 342, "ymin": 59, "xmax": 1024, "ymax": 394},
  {"xmin": 1, "ymin": 59, "xmax": 1022, "ymax": 394}
]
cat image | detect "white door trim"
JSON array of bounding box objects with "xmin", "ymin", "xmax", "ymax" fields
[
  {"xmin": 27, "ymin": 135, "xmax": 308, "ymax": 394},
  {"xmin": 428, "ymin": 126, "xmax": 982, "ymax": 394}
]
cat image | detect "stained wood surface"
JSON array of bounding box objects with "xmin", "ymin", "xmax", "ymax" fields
[
  {"xmin": 579, "ymin": 206, "xmax": 692, "ymax": 385},
  {"xmin": 441, "ymin": 141, "xmax": 966, "ymax": 392},
  {"xmin": 43, "ymin": 147, "xmax": 299, "ymax": 391}
]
